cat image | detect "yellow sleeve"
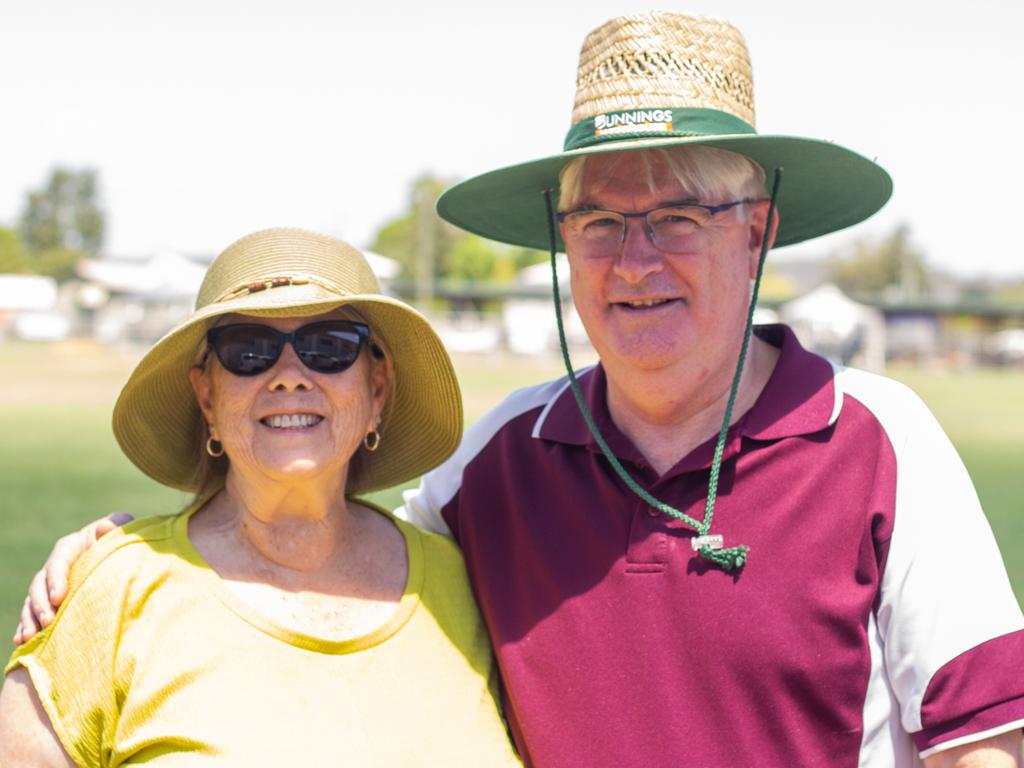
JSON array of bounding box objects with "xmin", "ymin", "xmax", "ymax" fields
[{"xmin": 4, "ymin": 520, "xmax": 171, "ymax": 767}]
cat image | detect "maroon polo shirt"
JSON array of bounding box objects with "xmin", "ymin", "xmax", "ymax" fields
[{"xmin": 402, "ymin": 325, "xmax": 1024, "ymax": 767}]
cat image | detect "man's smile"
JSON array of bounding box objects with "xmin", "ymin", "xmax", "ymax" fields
[{"xmin": 611, "ymin": 297, "xmax": 685, "ymax": 311}]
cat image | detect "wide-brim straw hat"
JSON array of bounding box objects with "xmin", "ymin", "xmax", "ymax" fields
[
  {"xmin": 112, "ymin": 228, "xmax": 463, "ymax": 496},
  {"xmin": 437, "ymin": 12, "xmax": 892, "ymax": 250}
]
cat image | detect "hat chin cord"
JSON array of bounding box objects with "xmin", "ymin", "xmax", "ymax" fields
[{"xmin": 542, "ymin": 167, "xmax": 783, "ymax": 573}]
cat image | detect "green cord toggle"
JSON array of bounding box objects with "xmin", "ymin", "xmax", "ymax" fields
[
  {"xmin": 699, "ymin": 545, "xmax": 750, "ymax": 572},
  {"xmin": 541, "ymin": 168, "xmax": 783, "ymax": 573}
]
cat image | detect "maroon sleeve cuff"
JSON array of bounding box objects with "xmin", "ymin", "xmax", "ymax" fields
[
  {"xmin": 913, "ymin": 697, "xmax": 1024, "ymax": 753},
  {"xmin": 914, "ymin": 630, "xmax": 1024, "ymax": 753}
]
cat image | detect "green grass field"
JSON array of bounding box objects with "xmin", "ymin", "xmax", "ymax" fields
[{"xmin": 0, "ymin": 341, "xmax": 1020, "ymax": 642}]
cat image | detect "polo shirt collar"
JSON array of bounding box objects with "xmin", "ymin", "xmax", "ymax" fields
[{"xmin": 534, "ymin": 324, "xmax": 840, "ymax": 473}]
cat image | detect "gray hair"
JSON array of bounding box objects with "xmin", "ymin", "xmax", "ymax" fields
[{"xmin": 558, "ymin": 145, "xmax": 766, "ymax": 213}]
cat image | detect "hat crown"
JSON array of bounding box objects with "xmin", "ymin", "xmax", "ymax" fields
[
  {"xmin": 195, "ymin": 227, "xmax": 381, "ymax": 311},
  {"xmin": 571, "ymin": 12, "xmax": 755, "ymax": 129}
]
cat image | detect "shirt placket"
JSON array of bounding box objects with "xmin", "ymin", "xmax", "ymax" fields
[{"xmin": 623, "ymin": 460, "xmax": 671, "ymax": 573}]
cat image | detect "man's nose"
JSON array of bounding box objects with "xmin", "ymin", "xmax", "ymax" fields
[{"xmin": 613, "ymin": 217, "xmax": 664, "ymax": 282}]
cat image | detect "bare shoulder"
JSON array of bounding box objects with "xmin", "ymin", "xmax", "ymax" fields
[{"xmin": 0, "ymin": 667, "xmax": 76, "ymax": 767}]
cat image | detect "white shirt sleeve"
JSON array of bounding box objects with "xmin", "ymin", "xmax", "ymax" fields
[{"xmin": 841, "ymin": 368, "xmax": 1024, "ymax": 735}]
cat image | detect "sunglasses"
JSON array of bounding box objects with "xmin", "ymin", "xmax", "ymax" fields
[{"xmin": 205, "ymin": 320, "xmax": 373, "ymax": 376}]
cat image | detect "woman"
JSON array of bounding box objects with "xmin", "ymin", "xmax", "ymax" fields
[{"xmin": 0, "ymin": 228, "xmax": 519, "ymax": 766}]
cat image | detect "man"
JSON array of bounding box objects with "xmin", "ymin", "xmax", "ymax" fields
[
  {"xmin": 407, "ymin": 13, "xmax": 1024, "ymax": 766},
  {"xmin": 14, "ymin": 12, "xmax": 1024, "ymax": 767}
]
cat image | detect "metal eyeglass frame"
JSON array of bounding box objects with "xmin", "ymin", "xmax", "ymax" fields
[{"xmin": 556, "ymin": 198, "xmax": 761, "ymax": 249}]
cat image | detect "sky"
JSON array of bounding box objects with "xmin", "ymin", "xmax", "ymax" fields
[{"xmin": 2, "ymin": 0, "xmax": 1022, "ymax": 278}]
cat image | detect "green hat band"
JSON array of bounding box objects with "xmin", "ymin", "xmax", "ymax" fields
[{"xmin": 564, "ymin": 107, "xmax": 755, "ymax": 151}]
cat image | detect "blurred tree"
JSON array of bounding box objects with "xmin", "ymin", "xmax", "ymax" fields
[
  {"xmin": 511, "ymin": 246, "xmax": 548, "ymax": 274},
  {"xmin": 29, "ymin": 247, "xmax": 82, "ymax": 282},
  {"xmin": 445, "ymin": 237, "xmax": 547, "ymax": 284},
  {"xmin": 371, "ymin": 175, "xmax": 461, "ymax": 279},
  {"xmin": 756, "ymin": 262, "xmax": 800, "ymax": 303},
  {"xmin": 829, "ymin": 224, "xmax": 931, "ymax": 299},
  {"xmin": 19, "ymin": 168, "xmax": 105, "ymax": 281},
  {"xmin": 0, "ymin": 227, "xmax": 27, "ymax": 273},
  {"xmin": 372, "ymin": 216, "xmax": 417, "ymax": 276},
  {"xmin": 446, "ymin": 235, "xmax": 500, "ymax": 284},
  {"xmin": 370, "ymin": 175, "xmax": 547, "ymax": 300}
]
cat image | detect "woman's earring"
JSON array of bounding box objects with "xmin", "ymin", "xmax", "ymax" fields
[
  {"xmin": 363, "ymin": 429, "xmax": 381, "ymax": 452},
  {"xmin": 206, "ymin": 432, "xmax": 225, "ymax": 457}
]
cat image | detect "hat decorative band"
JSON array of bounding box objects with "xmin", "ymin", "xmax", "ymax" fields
[
  {"xmin": 213, "ymin": 274, "xmax": 347, "ymax": 304},
  {"xmin": 563, "ymin": 107, "xmax": 755, "ymax": 151}
]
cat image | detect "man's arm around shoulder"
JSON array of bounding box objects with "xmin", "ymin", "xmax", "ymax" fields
[{"xmin": 14, "ymin": 512, "xmax": 134, "ymax": 644}]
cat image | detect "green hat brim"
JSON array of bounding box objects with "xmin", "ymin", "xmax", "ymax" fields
[{"xmin": 437, "ymin": 134, "xmax": 892, "ymax": 250}]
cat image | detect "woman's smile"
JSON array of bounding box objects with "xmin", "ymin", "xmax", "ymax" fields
[{"xmin": 260, "ymin": 413, "xmax": 325, "ymax": 429}]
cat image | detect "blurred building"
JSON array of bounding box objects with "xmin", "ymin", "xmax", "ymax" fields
[
  {"xmin": 76, "ymin": 251, "xmax": 208, "ymax": 342},
  {"xmin": 72, "ymin": 249, "xmax": 400, "ymax": 344},
  {"xmin": 0, "ymin": 274, "xmax": 71, "ymax": 341},
  {"xmin": 503, "ymin": 256, "xmax": 588, "ymax": 355},
  {"xmin": 780, "ymin": 283, "xmax": 886, "ymax": 372}
]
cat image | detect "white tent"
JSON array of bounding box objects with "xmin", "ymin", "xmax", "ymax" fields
[
  {"xmin": 361, "ymin": 250, "xmax": 400, "ymax": 282},
  {"xmin": 780, "ymin": 283, "xmax": 886, "ymax": 372},
  {"xmin": 0, "ymin": 274, "xmax": 58, "ymax": 311},
  {"xmin": 517, "ymin": 255, "xmax": 570, "ymax": 290},
  {"xmin": 504, "ymin": 255, "xmax": 588, "ymax": 355},
  {"xmin": 78, "ymin": 252, "xmax": 208, "ymax": 301},
  {"xmin": 0, "ymin": 275, "xmax": 68, "ymax": 341}
]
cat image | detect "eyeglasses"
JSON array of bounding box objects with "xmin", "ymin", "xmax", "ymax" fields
[
  {"xmin": 557, "ymin": 199, "xmax": 759, "ymax": 257},
  {"xmin": 205, "ymin": 320, "xmax": 372, "ymax": 376}
]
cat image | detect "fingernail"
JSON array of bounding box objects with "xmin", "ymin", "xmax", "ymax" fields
[{"xmin": 110, "ymin": 512, "xmax": 133, "ymax": 525}]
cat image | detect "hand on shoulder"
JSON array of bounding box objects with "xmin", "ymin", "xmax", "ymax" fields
[{"xmin": 13, "ymin": 512, "xmax": 135, "ymax": 645}]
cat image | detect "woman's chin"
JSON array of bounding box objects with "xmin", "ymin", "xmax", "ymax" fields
[{"xmin": 248, "ymin": 454, "xmax": 338, "ymax": 483}]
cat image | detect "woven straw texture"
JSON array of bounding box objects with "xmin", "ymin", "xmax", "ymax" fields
[
  {"xmin": 112, "ymin": 228, "xmax": 463, "ymax": 495},
  {"xmin": 572, "ymin": 13, "xmax": 755, "ymax": 127},
  {"xmin": 435, "ymin": 11, "xmax": 891, "ymax": 252}
]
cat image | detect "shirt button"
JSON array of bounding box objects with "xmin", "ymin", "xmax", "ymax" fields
[{"xmin": 646, "ymin": 507, "xmax": 660, "ymax": 518}]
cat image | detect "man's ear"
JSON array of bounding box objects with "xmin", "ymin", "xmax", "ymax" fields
[
  {"xmin": 188, "ymin": 366, "xmax": 215, "ymax": 426},
  {"xmin": 747, "ymin": 202, "xmax": 780, "ymax": 278}
]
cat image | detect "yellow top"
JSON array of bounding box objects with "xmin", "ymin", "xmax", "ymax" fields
[{"xmin": 6, "ymin": 500, "xmax": 519, "ymax": 766}]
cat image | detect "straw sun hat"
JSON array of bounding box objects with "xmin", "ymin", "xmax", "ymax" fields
[
  {"xmin": 437, "ymin": 11, "xmax": 892, "ymax": 250},
  {"xmin": 112, "ymin": 228, "xmax": 463, "ymax": 496}
]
